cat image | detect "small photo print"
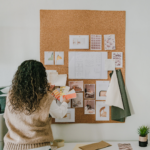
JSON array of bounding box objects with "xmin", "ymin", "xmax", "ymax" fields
[
  {"xmin": 84, "ymin": 84, "xmax": 95, "ymax": 99},
  {"xmin": 112, "ymin": 52, "xmax": 123, "ymax": 68},
  {"xmin": 96, "ymin": 81, "xmax": 109, "ymax": 100},
  {"xmin": 72, "ymin": 93, "xmax": 83, "ymax": 108},
  {"xmin": 55, "ymin": 51, "xmax": 64, "ymax": 65},
  {"xmin": 104, "ymin": 34, "xmax": 115, "ymax": 50},
  {"xmin": 44, "ymin": 51, "xmax": 54, "ymax": 65},
  {"xmin": 84, "ymin": 100, "xmax": 95, "ymax": 114},
  {"xmin": 55, "ymin": 108, "xmax": 75, "ymax": 122},
  {"xmin": 69, "ymin": 81, "xmax": 83, "ymax": 92},
  {"xmin": 69, "ymin": 35, "xmax": 89, "ymax": 49},
  {"xmin": 96, "ymin": 101, "xmax": 109, "ymax": 121},
  {"xmin": 90, "ymin": 34, "xmax": 102, "ymax": 50},
  {"xmin": 118, "ymin": 143, "xmax": 133, "ymax": 150}
]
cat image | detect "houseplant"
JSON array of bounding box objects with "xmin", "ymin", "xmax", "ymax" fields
[{"xmin": 138, "ymin": 125, "xmax": 149, "ymax": 147}]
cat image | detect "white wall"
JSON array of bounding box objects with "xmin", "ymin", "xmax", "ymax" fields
[{"xmin": 0, "ymin": 0, "xmax": 150, "ymax": 142}]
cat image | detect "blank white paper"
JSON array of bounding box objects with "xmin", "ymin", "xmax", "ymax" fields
[
  {"xmin": 105, "ymin": 59, "xmax": 115, "ymax": 71},
  {"xmin": 69, "ymin": 52, "xmax": 108, "ymax": 79}
]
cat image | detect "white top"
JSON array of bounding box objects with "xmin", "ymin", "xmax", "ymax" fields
[{"xmin": 49, "ymin": 100, "xmax": 68, "ymax": 119}]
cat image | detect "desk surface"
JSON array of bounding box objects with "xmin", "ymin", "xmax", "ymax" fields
[{"xmin": 30, "ymin": 141, "xmax": 150, "ymax": 150}]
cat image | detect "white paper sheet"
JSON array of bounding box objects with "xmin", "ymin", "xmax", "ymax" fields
[
  {"xmin": 96, "ymin": 101, "xmax": 109, "ymax": 121},
  {"xmin": 96, "ymin": 81, "xmax": 109, "ymax": 100},
  {"xmin": 69, "ymin": 35, "xmax": 89, "ymax": 49},
  {"xmin": 112, "ymin": 52, "xmax": 123, "ymax": 68},
  {"xmin": 55, "ymin": 108, "xmax": 75, "ymax": 122},
  {"xmin": 46, "ymin": 70, "xmax": 57, "ymax": 83},
  {"xmin": 53, "ymin": 74, "xmax": 67, "ymax": 86},
  {"xmin": 105, "ymin": 71, "xmax": 124, "ymax": 109},
  {"xmin": 105, "ymin": 59, "xmax": 115, "ymax": 71},
  {"xmin": 55, "ymin": 51, "xmax": 64, "ymax": 65},
  {"xmin": 44, "ymin": 51, "xmax": 54, "ymax": 65},
  {"xmin": 69, "ymin": 52, "xmax": 108, "ymax": 79},
  {"xmin": 47, "ymin": 71, "xmax": 67, "ymax": 86}
]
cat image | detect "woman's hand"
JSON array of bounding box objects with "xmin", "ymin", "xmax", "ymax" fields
[
  {"xmin": 63, "ymin": 96, "xmax": 70, "ymax": 103},
  {"xmin": 49, "ymin": 84, "xmax": 55, "ymax": 91}
]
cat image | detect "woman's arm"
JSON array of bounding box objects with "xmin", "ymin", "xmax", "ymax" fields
[{"xmin": 49, "ymin": 100, "xmax": 68, "ymax": 119}]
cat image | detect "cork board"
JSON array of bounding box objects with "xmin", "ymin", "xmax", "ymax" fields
[{"xmin": 40, "ymin": 10, "xmax": 126, "ymax": 124}]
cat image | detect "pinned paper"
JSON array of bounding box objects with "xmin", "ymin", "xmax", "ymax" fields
[
  {"xmin": 69, "ymin": 35, "xmax": 89, "ymax": 49},
  {"xmin": 44, "ymin": 51, "xmax": 54, "ymax": 65},
  {"xmin": 105, "ymin": 71, "xmax": 124, "ymax": 109},
  {"xmin": 48, "ymin": 71, "xmax": 67, "ymax": 86},
  {"xmin": 105, "ymin": 59, "xmax": 115, "ymax": 71}
]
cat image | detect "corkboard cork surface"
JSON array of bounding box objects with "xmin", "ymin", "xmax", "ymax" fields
[{"xmin": 40, "ymin": 10, "xmax": 126, "ymax": 124}]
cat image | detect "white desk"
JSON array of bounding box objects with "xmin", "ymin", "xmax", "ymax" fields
[{"xmin": 30, "ymin": 141, "xmax": 150, "ymax": 150}]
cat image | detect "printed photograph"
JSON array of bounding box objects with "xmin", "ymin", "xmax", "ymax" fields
[
  {"xmin": 96, "ymin": 101, "xmax": 109, "ymax": 121},
  {"xmin": 84, "ymin": 84, "xmax": 95, "ymax": 99},
  {"xmin": 44, "ymin": 51, "xmax": 54, "ymax": 65},
  {"xmin": 72, "ymin": 93, "xmax": 83, "ymax": 108},
  {"xmin": 69, "ymin": 81, "xmax": 83, "ymax": 92},
  {"xmin": 55, "ymin": 51, "xmax": 64, "ymax": 65},
  {"xmin": 69, "ymin": 35, "xmax": 89, "ymax": 49},
  {"xmin": 84, "ymin": 100, "xmax": 95, "ymax": 114},
  {"xmin": 112, "ymin": 52, "xmax": 123, "ymax": 68},
  {"xmin": 90, "ymin": 34, "xmax": 102, "ymax": 50},
  {"xmin": 96, "ymin": 81, "xmax": 109, "ymax": 100},
  {"xmin": 118, "ymin": 143, "xmax": 133, "ymax": 150},
  {"xmin": 104, "ymin": 34, "xmax": 115, "ymax": 50}
]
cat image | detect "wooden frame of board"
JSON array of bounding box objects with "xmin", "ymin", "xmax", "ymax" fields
[{"xmin": 40, "ymin": 10, "xmax": 126, "ymax": 124}]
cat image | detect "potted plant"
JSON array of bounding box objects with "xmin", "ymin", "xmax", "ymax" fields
[{"xmin": 138, "ymin": 125, "xmax": 149, "ymax": 147}]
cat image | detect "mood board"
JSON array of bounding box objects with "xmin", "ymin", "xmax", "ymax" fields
[{"xmin": 40, "ymin": 10, "xmax": 126, "ymax": 124}]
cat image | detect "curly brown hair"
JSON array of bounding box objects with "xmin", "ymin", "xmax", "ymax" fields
[{"xmin": 9, "ymin": 60, "xmax": 50, "ymax": 115}]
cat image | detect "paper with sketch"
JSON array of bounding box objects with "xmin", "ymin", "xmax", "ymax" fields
[
  {"xmin": 96, "ymin": 101, "xmax": 109, "ymax": 121},
  {"xmin": 55, "ymin": 108, "xmax": 75, "ymax": 122},
  {"xmin": 44, "ymin": 51, "xmax": 54, "ymax": 65},
  {"xmin": 55, "ymin": 51, "xmax": 64, "ymax": 65},
  {"xmin": 105, "ymin": 71, "xmax": 124, "ymax": 109},
  {"xmin": 105, "ymin": 59, "xmax": 115, "ymax": 71},
  {"xmin": 104, "ymin": 34, "xmax": 115, "ymax": 50},
  {"xmin": 90, "ymin": 34, "xmax": 102, "ymax": 50},
  {"xmin": 112, "ymin": 52, "xmax": 123, "ymax": 68},
  {"xmin": 69, "ymin": 52, "xmax": 108, "ymax": 79},
  {"xmin": 69, "ymin": 35, "xmax": 89, "ymax": 49},
  {"xmin": 96, "ymin": 81, "xmax": 109, "ymax": 100}
]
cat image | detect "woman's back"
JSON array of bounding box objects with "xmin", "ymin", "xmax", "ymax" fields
[{"xmin": 4, "ymin": 92, "xmax": 54, "ymax": 150}]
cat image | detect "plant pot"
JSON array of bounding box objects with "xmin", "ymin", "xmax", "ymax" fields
[{"xmin": 139, "ymin": 136, "xmax": 148, "ymax": 147}]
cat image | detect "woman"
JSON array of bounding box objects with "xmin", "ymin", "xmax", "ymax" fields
[{"xmin": 3, "ymin": 60, "xmax": 69, "ymax": 150}]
